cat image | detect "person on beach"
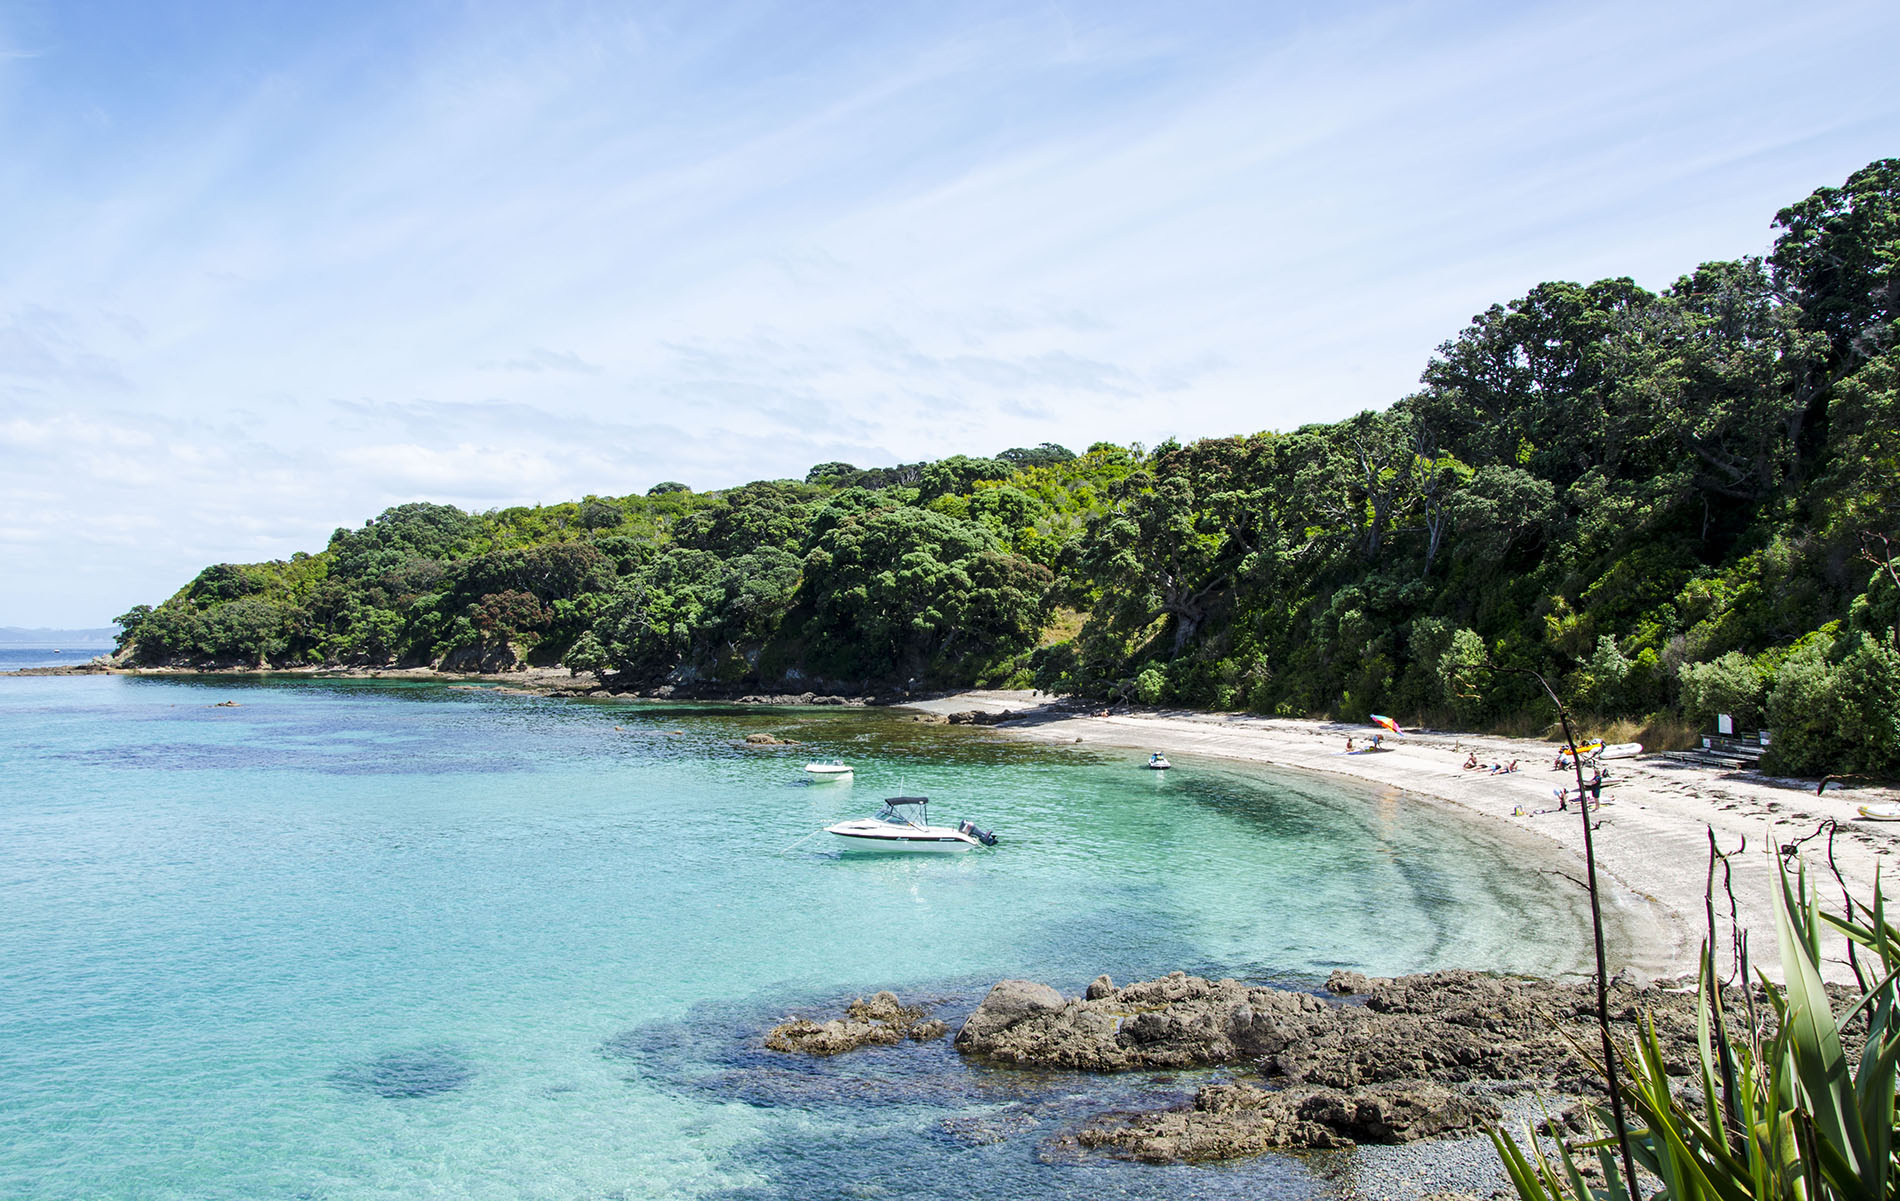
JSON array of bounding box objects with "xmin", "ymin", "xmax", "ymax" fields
[
  {"xmin": 1463, "ymin": 751, "xmax": 1479, "ymax": 770},
  {"xmin": 1346, "ymin": 736, "xmax": 1355, "ymax": 752}
]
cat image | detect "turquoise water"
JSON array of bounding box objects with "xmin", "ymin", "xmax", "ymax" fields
[{"xmin": 0, "ymin": 675, "xmax": 1592, "ymax": 1200}]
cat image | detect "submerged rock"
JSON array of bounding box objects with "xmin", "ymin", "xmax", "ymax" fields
[
  {"xmin": 739, "ymin": 732, "xmax": 802, "ymax": 746},
  {"xmin": 766, "ymin": 991, "xmax": 947, "ymax": 1056},
  {"xmin": 332, "ymin": 1046, "xmax": 475, "ymax": 1099}
]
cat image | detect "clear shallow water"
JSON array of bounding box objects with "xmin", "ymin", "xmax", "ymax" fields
[{"xmin": 0, "ymin": 675, "xmax": 1592, "ymax": 1200}]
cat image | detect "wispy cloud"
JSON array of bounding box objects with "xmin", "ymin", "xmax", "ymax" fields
[
  {"xmin": 487, "ymin": 347, "xmax": 604, "ymax": 374},
  {"xmin": 1, "ymin": 0, "xmax": 1898, "ymax": 622}
]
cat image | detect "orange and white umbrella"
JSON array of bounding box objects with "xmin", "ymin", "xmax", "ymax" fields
[{"xmin": 1369, "ymin": 714, "xmax": 1405, "ymax": 736}]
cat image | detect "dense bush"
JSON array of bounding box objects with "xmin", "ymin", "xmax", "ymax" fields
[{"xmin": 117, "ymin": 160, "xmax": 1900, "ymax": 772}]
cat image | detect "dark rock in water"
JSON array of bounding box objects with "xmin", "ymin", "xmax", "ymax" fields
[
  {"xmin": 1075, "ymin": 1081, "xmax": 1497, "ymax": 1162},
  {"xmin": 333, "ymin": 1047, "xmax": 474, "ymax": 1098},
  {"xmin": 603, "ymin": 991, "xmax": 1005, "ymax": 1113},
  {"xmin": 765, "ymin": 991, "xmax": 946, "ymax": 1056}
]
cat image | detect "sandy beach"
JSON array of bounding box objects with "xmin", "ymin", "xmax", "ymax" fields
[{"xmin": 915, "ymin": 690, "xmax": 1900, "ymax": 985}]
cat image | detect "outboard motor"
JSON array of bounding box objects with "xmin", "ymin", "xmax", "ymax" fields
[{"xmin": 957, "ymin": 820, "xmax": 999, "ymax": 847}]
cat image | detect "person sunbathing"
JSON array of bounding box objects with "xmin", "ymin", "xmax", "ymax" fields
[{"xmin": 1463, "ymin": 751, "xmax": 1480, "ymax": 770}]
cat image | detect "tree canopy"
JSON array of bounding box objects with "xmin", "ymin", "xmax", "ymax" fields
[{"xmin": 119, "ymin": 160, "xmax": 1900, "ymax": 776}]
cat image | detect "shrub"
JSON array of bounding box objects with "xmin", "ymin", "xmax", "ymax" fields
[
  {"xmin": 1678, "ymin": 650, "xmax": 1766, "ymax": 730},
  {"xmin": 1132, "ymin": 665, "xmax": 1167, "ymax": 705}
]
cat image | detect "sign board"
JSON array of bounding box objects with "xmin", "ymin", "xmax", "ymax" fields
[{"xmin": 1717, "ymin": 713, "xmax": 1734, "ymax": 735}]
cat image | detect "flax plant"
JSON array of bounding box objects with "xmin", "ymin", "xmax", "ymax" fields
[{"xmin": 1491, "ymin": 862, "xmax": 1900, "ymax": 1201}]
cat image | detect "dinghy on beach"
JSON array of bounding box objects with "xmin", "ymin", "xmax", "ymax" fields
[{"xmin": 1856, "ymin": 803, "xmax": 1900, "ymax": 822}]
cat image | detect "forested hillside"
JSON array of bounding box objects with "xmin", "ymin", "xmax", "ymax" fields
[{"xmin": 117, "ymin": 159, "xmax": 1900, "ymax": 776}]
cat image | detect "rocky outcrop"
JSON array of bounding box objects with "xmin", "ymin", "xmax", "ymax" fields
[
  {"xmin": 765, "ymin": 992, "xmax": 947, "ymax": 1055},
  {"xmin": 945, "ymin": 709, "xmax": 1018, "ymax": 725},
  {"xmin": 955, "ymin": 971, "xmax": 1335, "ymax": 1071},
  {"xmin": 956, "ymin": 967, "xmax": 1706, "ymax": 1163},
  {"xmin": 957, "ymin": 968, "xmax": 1697, "ymax": 1091},
  {"xmin": 740, "ymin": 732, "xmax": 802, "ymax": 746},
  {"xmin": 1077, "ymin": 1081, "xmax": 1497, "ymax": 1162}
]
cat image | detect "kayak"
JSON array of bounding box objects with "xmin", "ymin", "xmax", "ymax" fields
[{"xmin": 1558, "ymin": 741, "xmax": 1642, "ymax": 763}]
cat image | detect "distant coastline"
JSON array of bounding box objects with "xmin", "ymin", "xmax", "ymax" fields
[{"xmin": 0, "ymin": 626, "xmax": 117, "ymax": 647}]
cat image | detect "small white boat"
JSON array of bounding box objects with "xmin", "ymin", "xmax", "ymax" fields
[
  {"xmin": 826, "ymin": 797, "xmax": 997, "ymax": 853},
  {"xmin": 1857, "ymin": 804, "xmax": 1900, "ymax": 822},
  {"xmin": 1146, "ymin": 753, "xmax": 1172, "ymax": 770},
  {"xmin": 804, "ymin": 761, "xmax": 853, "ymax": 777}
]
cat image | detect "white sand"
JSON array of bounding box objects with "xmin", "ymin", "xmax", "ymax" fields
[{"xmin": 915, "ymin": 691, "xmax": 1900, "ymax": 983}]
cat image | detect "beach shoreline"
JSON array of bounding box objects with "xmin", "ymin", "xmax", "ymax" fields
[{"xmin": 908, "ymin": 690, "xmax": 1900, "ymax": 985}]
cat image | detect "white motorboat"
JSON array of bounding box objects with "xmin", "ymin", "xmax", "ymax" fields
[
  {"xmin": 1146, "ymin": 753, "xmax": 1171, "ymax": 770},
  {"xmin": 825, "ymin": 797, "xmax": 997, "ymax": 853},
  {"xmin": 804, "ymin": 760, "xmax": 853, "ymax": 777}
]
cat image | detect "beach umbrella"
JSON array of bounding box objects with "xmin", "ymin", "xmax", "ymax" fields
[{"xmin": 1369, "ymin": 714, "xmax": 1405, "ymax": 736}]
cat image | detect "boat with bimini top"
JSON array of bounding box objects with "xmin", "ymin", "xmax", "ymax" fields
[{"xmin": 825, "ymin": 797, "xmax": 997, "ymax": 852}]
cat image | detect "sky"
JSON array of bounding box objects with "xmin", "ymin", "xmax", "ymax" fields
[{"xmin": 1, "ymin": 0, "xmax": 1897, "ymax": 627}]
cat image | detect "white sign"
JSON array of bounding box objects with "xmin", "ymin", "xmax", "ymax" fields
[{"xmin": 1717, "ymin": 713, "xmax": 1734, "ymax": 735}]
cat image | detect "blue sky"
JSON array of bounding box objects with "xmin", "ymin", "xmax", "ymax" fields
[{"xmin": 2, "ymin": 0, "xmax": 1897, "ymax": 626}]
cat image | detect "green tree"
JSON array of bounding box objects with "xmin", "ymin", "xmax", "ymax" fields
[
  {"xmin": 1678, "ymin": 651, "xmax": 1766, "ymax": 729},
  {"xmin": 800, "ymin": 505, "xmax": 1048, "ymax": 680}
]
